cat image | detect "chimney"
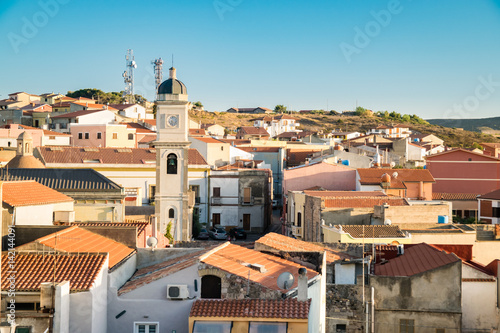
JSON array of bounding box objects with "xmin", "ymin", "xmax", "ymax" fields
[
  {"xmin": 297, "ymin": 268, "xmax": 308, "ymax": 301},
  {"xmin": 40, "ymin": 282, "xmax": 54, "ymax": 312}
]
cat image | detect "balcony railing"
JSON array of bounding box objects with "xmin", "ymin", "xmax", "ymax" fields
[{"xmin": 241, "ymin": 196, "xmax": 254, "ymax": 206}]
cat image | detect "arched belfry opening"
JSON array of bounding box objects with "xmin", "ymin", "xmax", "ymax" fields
[{"xmin": 167, "ymin": 153, "xmax": 177, "ymax": 174}]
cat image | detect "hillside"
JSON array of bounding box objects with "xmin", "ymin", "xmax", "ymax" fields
[
  {"xmin": 189, "ymin": 110, "xmax": 500, "ymax": 148},
  {"xmin": 427, "ymin": 117, "xmax": 500, "ymax": 132}
]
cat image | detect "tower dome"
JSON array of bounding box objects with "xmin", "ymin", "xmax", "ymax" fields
[
  {"xmin": 157, "ymin": 67, "xmax": 188, "ymax": 101},
  {"xmin": 6, "ymin": 131, "xmax": 45, "ymax": 169}
]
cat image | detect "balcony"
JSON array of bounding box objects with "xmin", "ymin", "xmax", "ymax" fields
[
  {"xmin": 212, "ymin": 197, "xmax": 222, "ymax": 205},
  {"xmin": 241, "ymin": 196, "xmax": 255, "ymax": 206},
  {"xmin": 292, "ymin": 225, "xmax": 303, "ymax": 237}
]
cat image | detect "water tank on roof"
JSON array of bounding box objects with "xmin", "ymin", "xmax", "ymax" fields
[
  {"xmin": 342, "ymin": 160, "xmax": 350, "ymax": 166},
  {"xmin": 414, "ymin": 138, "xmax": 420, "ymax": 142},
  {"xmin": 438, "ymin": 215, "xmax": 449, "ymax": 224}
]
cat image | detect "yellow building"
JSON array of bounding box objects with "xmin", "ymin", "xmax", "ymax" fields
[{"xmin": 189, "ymin": 298, "xmax": 310, "ymax": 333}]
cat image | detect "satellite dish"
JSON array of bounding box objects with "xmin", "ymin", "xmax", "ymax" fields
[
  {"xmin": 146, "ymin": 236, "xmax": 158, "ymax": 248},
  {"xmin": 384, "ymin": 219, "xmax": 392, "ymax": 225},
  {"xmin": 277, "ymin": 272, "xmax": 294, "ymax": 290}
]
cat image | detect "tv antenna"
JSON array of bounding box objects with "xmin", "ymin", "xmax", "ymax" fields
[{"xmin": 151, "ymin": 58, "xmax": 164, "ymax": 100}]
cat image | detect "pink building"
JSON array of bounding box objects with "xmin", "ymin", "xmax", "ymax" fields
[
  {"xmin": 426, "ymin": 148, "xmax": 500, "ymax": 195},
  {"xmin": 283, "ymin": 161, "xmax": 356, "ymax": 194}
]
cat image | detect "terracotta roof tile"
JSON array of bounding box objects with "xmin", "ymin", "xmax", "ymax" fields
[
  {"xmin": 255, "ymin": 232, "xmax": 350, "ymax": 263},
  {"xmin": 138, "ymin": 134, "xmax": 156, "ymax": 143},
  {"xmin": 238, "ymin": 147, "xmax": 280, "ymax": 153},
  {"xmin": 28, "ymin": 226, "xmax": 135, "ymax": 269},
  {"xmin": 462, "ymin": 278, "xmax": 496, "ymax": 282},
  {"xmin": 304, "ymin": 190, "xmax": 387, "ymax": 197},
  {"xmin": 1, "ymin": 252, "xmax": 107, "ymax": 291},
  {"xmin": 72, "ymin": 220, "xmax": 149, "ymax": 236},
  {"xmin": 432, "ymin": 193, "xmax": 479, "ymax": 201},
  {"xmin": 357, "ymin": 168, "xmax": 435, "ymax": 184},
  {"xmin": 337, "ymin": 225, "xmax": 406, "ymax": 238},
  {"xmin": 38, "ymin": 147, "xmax": 208, "ymax": 166},
  {"xmin": 478, "ymin": 189, "xmax": 500, "ymax": 200},
  {"xmin": 190, "ymin": 298, "xmax": 311, "ymax": 319},
  {"xmin": 193, "ymin": 137, "xmax": 223, "ymax": 144},
  {"xmin": 121, "ymin": 122, "xmax": 155, "ymax": 134},
  {"xmin": 2, "ymin": 181, "xmax": 73, "ymax": 207},
  {"xmin": 201, "ymin": 243, "xmax": 318, "ymax": 291},
  {"xmin": 51, "ymin": 109, "xmax": 113, "ymax": 118},
  {"xmin": 323, "ymin": 196, "xmax": 408, "ymax": 208},
  {"xmin": 238, "ymin": 126, "xmax": 270, "ymax": 136},
  {"xmin": 118, "ymin": 247, "xmax": 217, "ymax": 295},
  {"xmin": 374, "ymin": 243, "xmax": 460, "ymax": 277}
]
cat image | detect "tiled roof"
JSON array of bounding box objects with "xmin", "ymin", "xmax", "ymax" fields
[
  {"xmin": 276, "ymin": 131, "xmax": 312, "ymax": 139},
  {"xmin": 72, "ymin": 220, "xmax": 149, "ymax": 236},
  {"xmin": 433, "ymin": 193, "xmax": 479, "ymax": 201},
  {"xmin": 238, "ymin": 147, "xmax": 280, "ymax": 153},
  {"xmin": 118, "ymin": 247, "xmax": 214, "ymax": 295},
  {"xmin": 426, "ymin": 148, "xmax": 500, "ymax": 161},
  {"xmin": 218, "ymin": 139, "xmax": 252, "ymax": 146},
  {"xmin": 337, "ymin": 225, "xmax": 406, "ymax": 238},
  {"xmin": 193, "ymin": 137, "xmax": 223, "ymax": 144},
  {"xmin": 478, "ymin": 188, "xmax": 500, "ymax": 200},
  {"xmin": 37, "ymin": 147, "xmax": 208, "ymax": 166},
  {"xmin": 374, "ymin": 243, "xmax": 460, "ymax": 277},
  {"xmin": 323, "ymin": 196, "xmax": 408, "ymax": 208},
  {"xmin": 201, "ymin": 243, "xmax": 318, "ymax": 291},
  {"xmin": 108, "ymin": 103, "xmax": 137, "ymax": 110},
  {"xmin": 30, "ymin": 226, "xmax": 135, "ymax": 269},
  {"xmin": 481, "ymin": 142, "xmax": 500, "ymax": 148},
  {"xmin": 189, "ymin": 129, "xmax": 207, "ymax": 136},
  {"xmin": 71, "ymin": 101, "xmax": 118, "ymax": 111},
  {"xmin": 255, "ymin": 232, "xmax": 350, "ymax": 263},
  {"xmin": 0, "ymin": 168, "xmax": 122, "ymax": 191},
  {"xmin": 357, "ymin": 168, "xmax": 435, "ymax": 184},
  {"xmin": 1, "ymin": 252, "xmax": 107, "ymax": 291},
  {"xmin": 238, "ymin": 126, "xmax": 270, "ymax": 136},
  {"xmin": 2, "ymin": 181, "xmax": 73, "ymax": 207},
  {"xmin": 51, "ymin": 109, "xmax": 112, "ymax": 118},
  {"xmin": 43, "ymin": 129, "xmax": 71, "ymax": 136},
  {"xmin": 122, "ymin": 122, "xmax": 155, "ymax": 134},
  {"xmin": 304, "ymin": 190, "xmax": 387, "ymax": 197},
  {"xmin": 141, "ymin": 119, "xmax": 157, "ymax": 126},
  {"xmin": 190, "ymin": 298, "xmax": 311, "ymax": 319},
  {"xmin": 287, "ymin": 149, "xmax": 321, "ymax": 166},
  {"xmin": 138, "ymin": 134, "xmax": 156, "ymax": 143},
  {"xmin": 462, "ymin": 278, "xmax": 496, "ymax": 282}
]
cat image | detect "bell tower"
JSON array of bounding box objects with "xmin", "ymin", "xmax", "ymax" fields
[{"xmin": 154, "ymin": 67, "xmax": 191, "ymax": 242}]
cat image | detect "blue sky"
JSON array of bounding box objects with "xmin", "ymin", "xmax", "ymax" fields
[{"xmin": 0, "ymin": 0, "xmax": 499, "ymax": 119}]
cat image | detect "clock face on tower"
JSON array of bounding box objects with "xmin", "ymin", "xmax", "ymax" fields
[{"xmin": 167, "ymin": 115, "xmax": 179, "ymax": 128}]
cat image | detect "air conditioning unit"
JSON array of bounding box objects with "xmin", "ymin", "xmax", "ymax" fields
[{"xmin": 166, "ymin": 284, "xmax": 189, "ymax": 300}]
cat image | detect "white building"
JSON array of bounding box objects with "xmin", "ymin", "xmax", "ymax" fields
[{"xmin": 253, "ymin": 114, "xmax": 300, "ymax": 137}]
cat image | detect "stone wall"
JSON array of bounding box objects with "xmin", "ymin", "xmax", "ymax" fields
[{"xmin": 326, "ymin": 284, "xmax": 369, "ymax": 333}]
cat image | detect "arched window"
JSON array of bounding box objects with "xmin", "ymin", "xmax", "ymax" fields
[
  {"xmin": 169, "ymin": 208, "xmax": 175, "ymax": 219},
  {"xmin": 201, "ymin": 275, "xmax": 221, "ymax": 299},
  {"xmin": 167, "ymin": 153, "xmax": 177, "ymax": 174},
  {"xmin": 25, "ymin": 143, "xmax": 29, "ymax": 154}
]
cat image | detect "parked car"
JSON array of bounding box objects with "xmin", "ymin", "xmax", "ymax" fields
[
  {"xmin": 272, "ymin": 200, "xmax": 279, "ymax": 209},
  {"xmin": 229, "ymin": 227, "xmax": 247, "ymax": 240},
  {"xmin": 209, "ymin": 227, "xmax": 227, "ymax": 240},
  {"xmin": 197, "ymin": 228, "xmax": 209, "ymax": 240}
]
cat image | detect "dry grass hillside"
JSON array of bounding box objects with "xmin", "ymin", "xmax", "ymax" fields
[{"xmin": 189, "ymin": 110, "xmax": 500, "ymax": 148}]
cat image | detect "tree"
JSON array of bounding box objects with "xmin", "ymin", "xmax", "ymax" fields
[
  {"xmin": 274, "ymin": 105, "xmax": 287, "ymax": 113},
  {"xmin": 193, "ymin": 101, "xmax": 203, "ymax": 107},
  {"xmin": 355, "ymin": 106, "xmax": 368, "ymax": 116}
]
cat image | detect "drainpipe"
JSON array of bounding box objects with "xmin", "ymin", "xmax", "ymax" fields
[
  {"xmin": 371, "ymin": 287, "xmax": 375, "ymax": 333},
  {"xmin": 497, "ymin": 264, "xmax": 500, "ymax": 309}
]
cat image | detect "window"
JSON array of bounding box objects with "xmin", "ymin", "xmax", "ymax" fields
[
  {"xmin": 113, "ymin": 133, "xmax": 118, "ymax": 139},
  {"xmin": 78, "ymin": 133, "xmax": 83, "ymax": 139},
  {"xmin": 220, "ymin": 145, "xmax": 224, "ymax": 151},
  {"xmin": 149, "ymin": 185, "xmax": 156, "ymax": 203},
  {"xmin": 128, "ymin": 133, "xmax": 134, "ymax": 140},
  {"xmin": 297, "ymin": 212, "xmax": 302, "ymax": 227},
  {"xmin": 169, "ymin": 208, "xmax": 175, "ymax": 219},
  {"xmin": 84, "ymin": 132, "xmax": 89, "ymax": 139},
  {"xmin": 400, "ymin": 319, "xmax": 414, "ymax": 333},
  {"xmin": 336, "ymin": 324, "xmax": 347, "ymax": 333},
  {"xmin": 190, "ymin": 185, "xmax": 200, "ymax": 203},
  {"xmin": 243, "ymin": 187, "xmax": 251, "ymax": 204},
  {"xmin": 167, "ymin": 153, "xmax": 177, "ymax": 174},
  {"xmin": 492, "ymin": 207, "xmax": 500, "ymax": 218},
  {"xmin": 134, "ymin": 323, "xmax": 158, "ymax": 333},
  {"xmin": 97, "ymin": 132, "xmax": 102, "ymax": 139},
  {"xmin": 49, "ymin": 136, "xmax": 55, "ymax": 140},
  {"xmin": 249, "ymin": 322, "xmax": 287, "ymax": 333},
  {"xmin": 213, "ymin": 187, "xmax": 221, "ymax": 197},
  {"xmin": 16, "ymin": 302, "xmax": 39, "ymax": 311},
  {"xmin": 193, "ymin": 321, "xmax": 231, "ymax": 333},
  {"xmin": 436, "ymin": 329, "xmax": 445, "ymax": 333},
  {"xmin": 15, "ymin": 328, "xmax": 31, "ymax": 333}
]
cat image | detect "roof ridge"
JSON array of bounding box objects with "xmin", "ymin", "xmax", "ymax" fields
[{"xmin": 199, "ymin": 241, "xmax": 231, "ymax": 261}]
